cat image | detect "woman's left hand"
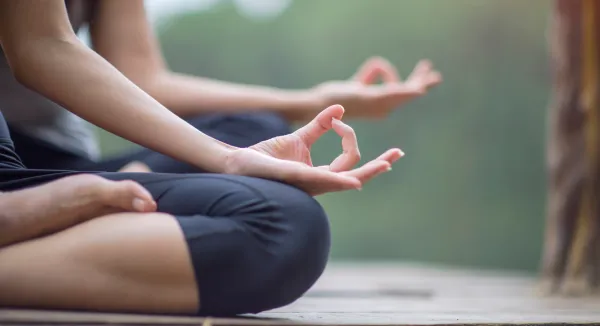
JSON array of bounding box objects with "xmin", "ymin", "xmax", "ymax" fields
[{"xmin": 224, "ymin": 104, "xmax": 403, "ymax": 196}]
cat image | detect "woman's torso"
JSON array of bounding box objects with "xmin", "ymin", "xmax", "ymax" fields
[{"xmin": 0, "ymin": 0, "xmax": 100, "ymax": 160}]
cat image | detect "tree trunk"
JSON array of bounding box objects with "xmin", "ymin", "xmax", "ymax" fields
[{"xmin": 540, "ymin": 0, "xmax": 600, "ymax": 296}]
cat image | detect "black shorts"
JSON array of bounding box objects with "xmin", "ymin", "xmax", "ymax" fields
[{"xmin": 0, "ymin": 112, "xmax": 330, "ymax": 316}]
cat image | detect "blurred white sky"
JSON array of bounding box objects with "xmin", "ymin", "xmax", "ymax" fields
[
  {"xmin": 146, "ymin": 0, "xmax": 292, "ymax": 23},
  {"xmin": 79, "ymin": 0, "xmax": 292, "ymax": 44}
]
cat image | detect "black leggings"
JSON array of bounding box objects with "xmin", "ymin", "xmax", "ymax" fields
[
  {"xmin": 0, "ymin": 113, "xmax": 330, "ymax": 316},
  {"xmin": 9, "ymin": 112, "xmax": 291, "ymax": 173}
]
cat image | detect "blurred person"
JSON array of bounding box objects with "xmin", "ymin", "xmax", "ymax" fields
[
  {"xmin": 0, "ymin": 0, "xmax": 441, "ymax": 173},
  {"xmin": 0, "ymin": 0, "xmax": 403, "ymax": 316}
]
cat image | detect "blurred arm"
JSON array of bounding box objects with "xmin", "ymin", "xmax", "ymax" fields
[
  {"xmin": 90, "ymin": 0, "xmax": 319, "ymax": 118},
  {"xmin": 0, "ymin": 0, "xmax": 235, "ymax": 173}
]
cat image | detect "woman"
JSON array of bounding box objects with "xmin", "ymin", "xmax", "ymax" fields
[
  {"xmin": 1, "ymin": 0, "xmax": 441, "ymax": 173},
  {"xmin": 0, "ymin": 0, "xmax": 402, "ymax": 316}
]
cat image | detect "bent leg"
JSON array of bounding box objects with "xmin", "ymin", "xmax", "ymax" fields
[
  {"xmin": 99, "ymin": 172, "xmax": 331, "ymax": 315},
  {"xmin": 0, "ymin": 212, "xmax": 198, "ymax": 314},
  {"xmin": 0, "ymin": 172, "xmax": 330, "ymax": 316}
]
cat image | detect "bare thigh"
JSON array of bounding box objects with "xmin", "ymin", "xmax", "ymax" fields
[{"xmin": 0, "ymin": 213, "xmax": 198, "ymax": 314}]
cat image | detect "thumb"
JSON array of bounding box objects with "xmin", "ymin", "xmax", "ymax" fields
[
  {"xmin": 102, "ymin": 180, "xmax": 157, "ymax": 213},
  {"xmin": 294, "ymin": 104, "xmax": 345, "ymax": 146}
]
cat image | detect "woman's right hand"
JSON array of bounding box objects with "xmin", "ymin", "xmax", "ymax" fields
[{"xmin": 224, "ymin": 104, "xmax": 404, "ymax": 196}]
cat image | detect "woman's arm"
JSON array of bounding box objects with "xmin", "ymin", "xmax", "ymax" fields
[
  {"xmin": 90, "ymin": 1, "xmax": 441, "ymax": 121},
  {"xmin": 90, "ymin": 0, "xmax": 319, "ymax": 118},
  {"xmin": 0, "ymin": 0, "xmax": 234, "ymax": 173},
  {"xmin": 0, "ymin": 0, "xmax": 404, "ymax": 197},
  {"xmin": 0, "ymin": 175, "xmax": 156, "ymax": 248}
]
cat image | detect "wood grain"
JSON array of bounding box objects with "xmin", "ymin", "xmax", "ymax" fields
[{"xmin": 2, "ymin": 263, "xmax": 600, "ymax": 325}]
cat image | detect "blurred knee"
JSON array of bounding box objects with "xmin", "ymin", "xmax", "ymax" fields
[
  {"xmin": 187, "ymin": 112, "xmax": 291, "ymax": 147},
  {"xmin": 228, "ymin": 112, "xmax": 291, "ymax": 143},
  {"xmin": 248, "ymin": 112, "xmax": 291, "ymax": 139}
]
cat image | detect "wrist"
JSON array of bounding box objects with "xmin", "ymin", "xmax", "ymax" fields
[
  {"xmin": 288, "ymin": 89, "xmax": 324, "ymax": 110},
  {"xmin": 204, "ymin": 137, "xmax": 239, "ymax": 174},
  {"xmin": 277, "ymin": 89, "xmax": 324, "ymax": 122}
]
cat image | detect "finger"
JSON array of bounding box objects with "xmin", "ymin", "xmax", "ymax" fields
[
  {"xmin": 294, "ymin": 104, "xmax": 345, "ymax": 146},
  {"xmin": 294, "ymin": 166, "xmax": 362, "ymax": 194},
  {"xmin": 408, "ymin": 60, "xmax": 433, "ymax": 80},
  {"xmin": 376, "ymin": 148, "xmax": 405, "ymax": 164},
  {"xmin": 231, "ymin": 149, "xmax": 360, "ymax": 194},
  {"xmin": 342, "ymin": 160, "xmax": 391, "ymax": 185},
  {"xmin": 354, "ymin": 57, "xmax": 400, "ymax": 84},
  {"xmin": 103, "ymin": 180, "xmax": 157, "ymax": 213},
  {"xmin": 425, "ymin": 71, "xmax": 443, "ymax": 88},
  {"xmin": 329, "ymin": 118, "xmax": 361, "ymax": 172},
  {"xmin": 274, "ymin": 161, "xmax": 362, "ymax": 195}
]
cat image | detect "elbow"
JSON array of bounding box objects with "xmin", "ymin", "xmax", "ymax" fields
[
  {"xmin": 2, "ymin": 43, "xmax": 29, "ymax": 85},
  {"xmin": 7, "ymin": 53, "xmax": 32, "ymax": 88},
  {"xmin": 3, "ymin": 36, "xmax": 80, "ymax": 88}
]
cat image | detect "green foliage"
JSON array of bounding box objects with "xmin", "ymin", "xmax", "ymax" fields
[{"xmin": 98, "ymin": 0, "xmax": 552, "ymax": 271}]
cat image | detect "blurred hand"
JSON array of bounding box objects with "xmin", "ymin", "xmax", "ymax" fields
[
  {"xmin": 224, "ymin": 104, "xmax": 403, "ymax": 196},
  {"xmin": 311, "ymin": 57, "xmax": 442, "ymax": 120}
]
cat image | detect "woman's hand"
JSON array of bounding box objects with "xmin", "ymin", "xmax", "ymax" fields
[
  {"xmin": 224, "ymin": 104, "xmax": 404, "ymax": 196},
  {"xmin": 307, "ymin": 57, "xmax": 442, "ymax": 121}
]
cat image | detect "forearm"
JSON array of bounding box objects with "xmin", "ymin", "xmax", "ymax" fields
[
  {"xmin": 6, "ymin": 38, "xmax": 235, "ymax": 172},
  {"xmin": 88, "ymin": 0, "xmax": 319, "ymax": 118},
  {"xmin": 144, "ymin": 72, "xmax": 321, "ymax": 119},
  {"xmin": 0, "ymin": 190, "xmax": 73, "ymax": 247}
]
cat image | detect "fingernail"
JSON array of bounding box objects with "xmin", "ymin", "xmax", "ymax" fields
[
  {"xmin": 387, "ymin": 167, "xmax": 392, "ymax": 172},
  {"xmin": 133, "ymin": 198, "xmax": 146, "ymax": 212},
  {"xmin": 399, "ymin": 149, "xmax": 405, "ymax": 157}
]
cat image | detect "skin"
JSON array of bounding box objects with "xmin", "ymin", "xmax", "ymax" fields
[
  {"xmin": 0, "ymin": 107, "xmax": 401, "ymax": 313},
  {"xmin": 90, "ymin": 0, "xmax": 441, "ymax": 122},
  {"xmin": 0, "ymin": 174, "xmax": 157, "ymax": 248},
  {"xmin": 0, "ymin": 211, "xmax": 198, "ymax": 314},
  {"xmin": 67, "ymin": 0, "xmax": 441, "ymax": 173},
  {"xmin": 0, "ymin": 0, "xmax": 403, "ymax": 193},
  {"xmin": 0, "ymin": 0, "xmax": 414, "ymax": 313},
  {"xmin": 0, "ymin": 175, "xmax": 197, "ymax": 313}
]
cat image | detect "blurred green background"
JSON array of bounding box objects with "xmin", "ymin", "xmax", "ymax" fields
[{"xmin": 96, "ymin": 0, "xmax": 552, "ymax": 272}]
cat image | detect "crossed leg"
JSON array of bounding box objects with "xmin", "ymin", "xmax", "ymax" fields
[{"xmin": 0, "ymin": 171, "xmax": 330, "ymax": 316}]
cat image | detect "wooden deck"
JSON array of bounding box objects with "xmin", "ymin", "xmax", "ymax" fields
[{"xmin": 2, "ymin": 262, "xmax": 600, "ymax": 326}]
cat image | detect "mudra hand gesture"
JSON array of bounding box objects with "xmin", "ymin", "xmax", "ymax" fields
[
  {"xmin": 225, "ymin": 104, "xmax": 403, "ymax": 196},
  {"xmin": 311, "ymin": 57, "xmax": 442, "ymax": 120}
]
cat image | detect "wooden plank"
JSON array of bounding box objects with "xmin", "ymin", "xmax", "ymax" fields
[
  {"xmin": 0, "ymin": 309, "xmax": 291, "ymax": 326},
  {"xmin": 0, "ymin": 309, "xmax": 292, "ymax": 326},
  {"xmin": 262, "ymin": 263, "xmax": 600, "ymax": 324},
  {"xmin": 3, "ymin": 263, "xmax": 600, "ymax": 326}
]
